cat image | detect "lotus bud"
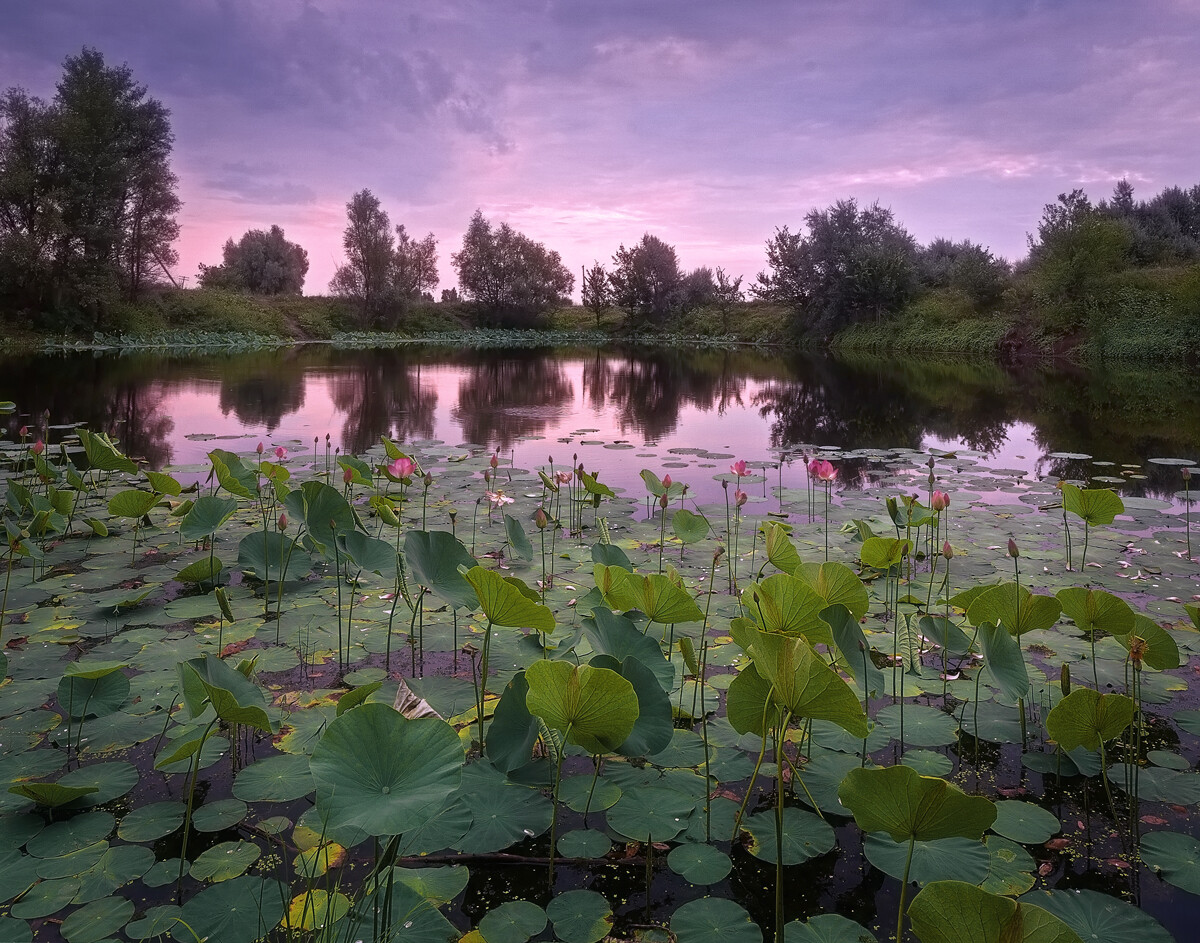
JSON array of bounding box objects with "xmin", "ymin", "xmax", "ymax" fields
[
  {"xmin": 483, "ymin": 469, "xmax": 491, "ymax": 484},
  {"xmin": 1184, "ymin": 467, "xmax": 1193, "ymax": 482},
  {"xmin": 1129, "ymin": 635, "xmax": 1146, "ymax": 671},
  {"xmin": 931, "ymin": 490, "xmax": 950, "ymax": 512},
  {"xmin": 278, "ymin": 512, "xmax": 288, "ymax": 531},
  {"xmin": 490, "ymin": 452, "xmax": 499, "ymax": 470},
  {"xmin": 31, "ymin": 439, "xmax": 44, "ymax": 455},
  {"xmin": 1007, "ymin": 538, "xmax": 1019, "ymax": 558},
  {"xmin": 256, "ymin": 441, "xmax": 264, "ymax": 455},
  {"xmin": 662, "ymin": 474, "xmax": 672, "ymax": 489},
  {"xmin": 942, "ymin": 540, "xmax": 953, "ymax": 559},
  {"xmin": 18, "ymin": 426, "xmax": 28, "ymax": 438},
  {"xmin": 1060, "ymin": 663, "xmax": 1071, "ymax": 697},
  {"xmin": 424, "ymin": 471, "xmax": 434, "ymax": 487},
  {"xmin": 274, "ymin": 446, "xmax": 287, "ymax": 461},
  {"xmin": 735, "ymin": 488, "xmax": 748, "ymax": 507},
  {"xmin": 713, "ymin": 546, "xmax": 725, "ymax": 563},
  {"xmin": 343, "ymin": 467, "xmax": 354, "ymax": 485},
  {"xmin": 659, "ymin": 494, "xmax": 669, "ymax": 509},
  {"xmin": 534, "ymin": 507, "xmax": 549, "ymax": 529}
]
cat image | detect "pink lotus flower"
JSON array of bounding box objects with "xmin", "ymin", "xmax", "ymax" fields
[
  {"xmin": 931, "ymin": 490, "xmax": 950, "ymax": 512},
  {"xmin": 942, "ymin": 541, "xmax": 953, "ymax": 559},
  {"xmin": 662, "ymin": 474, "xmax": 673, "ymax": 489},
  {"xmin": 814, "ymin": 459, "xmax": 837, "ymax": 481},
  {"xmin": 555, "ymin": 471, "xmax": 572, "ymax": 485},
  {"xmin": 31, "ymin": 439, "xmax": 44, "ymax": 455},
  {"xmin": 807, "ymin": 457, "xmax": 821, "ymax": 477},
  {"xmin": 278, "ymin": 513, "xmax": 288, "ymax": 531},
  {"xmin": 274, "ymin": 446, "xmax": 288, "ymax": 461},
  {"xmin": 388, "ymin": 456, "xmax": 415, "ymax": 479},
  {"xmin": 490, "ymin": 452, "xmax": 499, "ymax": 470},
  {"xmin": 485, "ymin": 489, "xmax": 514, "ymax": 509},
  {"xmin": 256, "ymin": 441, "xmax": 264, "ymax": 455},
  {"xmin": 343, "ymin": 467, "xmax": 354, "ymax": 484},
  {"xmin": 534, "ymin": 507, "xmax": 549, "ymax": 529},
  {"xmin": 731, "ymin": 459, "xmax": 748, "ymax": 477},
  {"xmin": 18, "ymin": 426, "xmax": 28, "ymax": 438},
  {"xmin": 734, "ymin": 488, "xmax": 748, "ymax": 507}
]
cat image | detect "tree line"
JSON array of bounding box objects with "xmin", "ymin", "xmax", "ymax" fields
[{"xmin": 3, "ymin": 48, "xmax": 1198, "ymax": 334}]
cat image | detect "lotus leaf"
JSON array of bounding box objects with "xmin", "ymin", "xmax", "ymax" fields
[
  {"xmin": 464, "ymin": 566, "xmax": 554, "ymax": 632},
  {"xmin": 838, "ymin": 765, "xmax": 997, "ymax": 842},
  {"xmin": 1045, "ymin": 688, "xmax": 1134, "ymax": 752},
  {"xmin": 545, "ymin": 889, "xmax": 613, "ymax": 943},
  {"xmin": 908, "ymin": 881, "xmax": 1083, "ymax": 943},
  {"xmin": 405, "ymin": 529, "xmax": 479, "ymax": 610},
  {"xmin": 525, "ymin": 660, "xmax": 638, "ymax": 755}
]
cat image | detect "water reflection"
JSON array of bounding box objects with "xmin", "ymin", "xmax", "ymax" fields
[{"xmin": 0, "ymin": 345, "xmax": 1195, "ymax": 500}]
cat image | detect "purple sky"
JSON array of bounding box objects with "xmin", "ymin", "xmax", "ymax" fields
[{"xmin": 4, "ymin": 1, "xmax": 1197, "ymax": 296}]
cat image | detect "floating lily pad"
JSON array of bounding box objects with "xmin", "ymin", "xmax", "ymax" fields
[
  {"xmin": 990, "ymin": 801, "xmax": 1060, "ymax": 845},
  {"xmin": 546, "ymin": 889, "xmax": 613, "ymax": 943},
  {"xmin": 671, "ymin": 898, "xmax": 762, "ymax": 943},
  {"xmin": 558, "ymin": 829, "xmax": 612, "ymax": 858},
  {"xmin": 1141, "ymin": 831, "xmax": 1200, "ymax": 895},
  {"xmin": 668, "ymin": 842, "xmax": 733, "ymax": 885},
  {"xmin": 477, "ymin": 899, "xmax": 547, "ymax": 943}
]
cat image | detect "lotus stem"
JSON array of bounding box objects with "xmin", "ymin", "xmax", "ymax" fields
[{"xmin": 896, "ymin": 835, "xmax": 916, "ymax": 943}]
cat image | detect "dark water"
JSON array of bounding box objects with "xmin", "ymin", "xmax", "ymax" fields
[{"xmin": 1, "ymin": 343, "xmax": 1197, "ymax": 499}]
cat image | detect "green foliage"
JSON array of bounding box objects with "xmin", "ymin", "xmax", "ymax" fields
[
  {"xmin": 908, "ymin": 881, "xmax": 1083, "ymax": 943},
  {"xmin": 198, "ymin": 225, "xmax": 308, "ymax": 295}
]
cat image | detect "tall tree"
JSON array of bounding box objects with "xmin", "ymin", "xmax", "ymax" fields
[
  {"xmin": 917, "ymin": 238, "xmax": 1009, "ymax": 308},
  {"xmin": 0, "ymin": 89, "xmax": 60, "ymax": 310},
  {"xmin": 581, "ymin": 262, "xmax": 610, "ymax": 330},
  {"xmin": 392, "ymin": 224, "xmax": 438, "ymax": 301},
  {"xmin": 451, "ymin": 210, "xmax": 573, "ymax": 326},
  {"xmin": 754, "ymin": 199, "xmax": 918, "ymax": 329},
  {"xmin": 199, "ymin": 225, "xmax": 309, "ymax": 295},
  {"xmin": 712, "ymin": 266, "xmax": 744, "ymax": 333},
  {"xmin": 329, "ymin": 189, "xmax": 394, "ymax": 324},
  {"xmin": 609, "ymin": 233, "xmax": 682, "ymax": 325},
  {"xmin": 1028, "ymin": 189, "xmax": 1131, "ymax": 301}
]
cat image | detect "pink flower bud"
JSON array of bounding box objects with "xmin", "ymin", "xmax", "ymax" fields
[
  {"xmin": 388, "ymin": 456, "xmax": 415, "ymax": 479},
  {"xmin": 278, "ymin": 513, "xmax": 288, "ymax": 530},
  {"xmin": 274, "ymin": 446, "xmax": 287, "ymax": 461},
  {"xmin": 662, "ymin": 474, "xmax": 673, "ymax": 489},
  {"xmin": 931, "ymin": 490, "xmax": 950, "ymax": 512},
  {"xmin": 1008, "ymin": 538, "xmax": 1019, "ymax": 558},
  {"xmin": 424, "ymin": 472, "xmax": 434, "ymax": 486},
  {"xmin": 534, "ymin": 507, "xmax": 549, "ymax": 529},
  {"xmin": 18, "ymin": 426, "xmax": 28, "ymax": 438},
  {"xmin": 659, "ymin": 493, "xmax": 669, "ymax": 509},
  {"xmin": 942, "ymin": 540, "xmax": 953, "ymax": 559},
  {"xmin": 807, "ymin": 458, "xmax": 820, "ymax": 476},
  {"xmin": 1185, "ymin": 467, "xmax": 1193, "ymax": 482},
  {"xmin": 735, "ymin": 488, "xmax": 748, "ymax": 507},
  {"xmin": 343, "ymin": 467, "xmax": 354, "ymax": 484},
  {"xmin": 256, "ymin": 441, "xmax": 264, "ymax": 455},
  {"xmin": 31, "ymin": 439, "xmax": 44, "ymax": 455},
  {"xmin": 490, "ymin": 452, "xmax": 499, "ymax": 469}
]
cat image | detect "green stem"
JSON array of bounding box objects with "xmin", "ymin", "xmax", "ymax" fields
[{"xmin": 896, "ymin": 835, "xmax": 916, "ymax": 943}]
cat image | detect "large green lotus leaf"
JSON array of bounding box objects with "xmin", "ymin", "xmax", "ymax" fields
[
  {"xmin": 909, "ymin": 882, "xmax": 1083, "ymax": 943},
  {"xmin": 1028, "ymin": 889, "xmax": 1171, "ymax": 943},
  {"xmin": 546, "ymin": 889, "xmax": 613, "ymax": 943},
  {"xmin": 556, "ymin": 775, "xmax": 622, "ymax": 814},
  {"xmin": 631, "ymin": 572, "xmax": 705, "ymax": 625},
  {"xmin": 825, "ymin": 604, "xmax": 885, "ymax": 698},
  {"xmin": 73, "ymin": 844, "xmax": 154, "ymax": 903},
  {"xmin": 331, "ymin": 878, "xmax": 457, "ymax": 943},
  {"xmin": 1045, "ymin": 688, "xmax": 1133, "ymax": 752},
  {"xmin": 795, "ymin": 561, "xmax": 870, "ymax": 621},
  {"xmin": 763, "ymin": 520, "xmax": 802, "ymax": 575},
  {"xmin": 502, "ymin": 513, "xmax": 534, "ymax": 561},
  {"xmin": 671, "ymin": 898, "xmax": 762, "ymax": 943},
  {"xmin": 297, "ymin": 479, "xmax": 357, "ymax": 552},
  {"xmin": 179, "ymin": 495, "xmax": 238, "ymax": 542},
  {"xmin": 743, "ymin": 806, "xmax": 835, "ymax": 864},
  {"xmin": 918, "ymin": 615, "xmax": 974, "ymax": 656},
  {"xmin": 235, "ymin": 531, "xmax": 311, "ymax": 582},
  {"xmin": 478, "ymin": 899, "xmax": 546, "ymax": 943},
  {"xmin": 146, "ymin": 469, "xmax": 181, "ymax": 496},
  {"xmin": 464, "ymin": 566, "xmax": 554, "ymax": 632},
  {"xmin": 606, "ymin": 785, "xmax": 695, "ymax": 842},
  {"xmin": 339, "ymin": 531, "xmax": 397, "ymax": 577},
  {"xmin": 57, "ymin": 665, "xmax": 129, "ymax": 719},
  {"xmin": 725, "ymin": 662, "xmax": 779, "ymax": 737},
  {"xmin": 593, "ymin": 563, "xmax": 641, "ymax": 611},
  {"xmin": 980, "ymin": 836, "xmax": 1036, "ymax": 897},
  {"xmin": 668, "ymin": 842, "xmax": 733, "ymax": 885},
  {"xmin": 589, "ymin": 655, "xmax": 673, "ymax": 757},
  {"xmin": 190, "ymin": 841, "xmax": 260, "ymax": 882},
  {"xmin": 208, "ymin": 449, "xmax": 259, "ymax": 499},
  {"xmin": 590, "ymin": 541, "xmax": 633, "ymax": 571},
  {"xmin": 485, "ymin": 672, "xmax": 540, "ymax": 774},
  {"xmin": 27, "ymin": 811, "xmax": 113, "ymax": 858},
  {"xmin": 579, "ymin": 469, "xmax": 615, "ymax": 498},
  {"xmin": 525, "ymin": 660, "xmax": 638, "ymax": 755},
  {"xmin": 178, "ymin": 655, "xmax": 276, "ymax": 732},
  {"xmin": 35, "ymin": 841, "xmax": 107, "ymax": 881},
  {"xmin": 0, "ymin": 915, "xmax": 30, "ymax": 941},
  {"xmin": 176, "ymin": 876, "xmax": 287, "ymax": 943},
  {"xmin": 60, "ymin": 895, "xmax": 134, "ymax": 943},
  {"xmin": 977, "ymin": 622, "xmax": 1030, "ymax": 703},
  {"xmin": 582, "ymin": 608, "xmax": 673, "ymax": 691},
  {"xmin": 309, "ymin": 703, "xmax": 463, "ymax": 838},
  {"xmin": 859, "ymin": 536, "xmax": 910, "ymax": 570},
  {"xmin": 784, "ymin": 914, "xmax": 878, "ymax": 943},
  {"xmin": 838, "ymin": 765, "xmax": 996, "ymax": 842},
  {"xmin": 743, "ymin": 573, "xmax": 828, "ymax": 641},
  {"xmin": 1113, "ymin": 614, "xmax": 1180, "ymax": 670},
  {"xmin": 78, "ymin": 429, "xmax": 137, "ymax": 475},
  {"xmin": 1061, "ymin": 483, "xmax": 1124, "ymax": 526},
  {"xmin": 673, "ymin": 508, "xmax": 711, "ymax": 544},
  {"xmin": 874, "ymin": 704, "xmax": 958, "ymax": 747},
  {"xmin": 1140, "ymin": 831, "xmax": 1200, "ymax": 895},
  {"xmin": 232, "ymin": 753, "xmax": 313, "ymax": 802},
  {"xmin": 126, "ymin": 904, "xmax": 182, "ymax": 941},
  {"xmin": 864, "ymin": 834, "xmax": 990, "ymax": 886},
  {"xmin": 192, "ymin": 798, "xmax": 247, "ymax": 832},
  {"xmin": 967, "ymin": 583, "xmax": 1062, "ymax": 636},
  {"xmin": 175, "ymin": 556, "xmax": 224, "ymax": 585},
  {"xmin": 746, "ymin": 632, "xmax": 869, "ymax": 736},
  {"xmin": 1055, "ymin": 587, "xmax": 1134, "ymax": 637},
  {"xmin": 7, "ymin": 782, "xmax": 96, "ymax": 807},
  {"xmin": 118, "ymin": 801, "xmax": 185, "ymax": 841},
  {"xmin": 106, "ymin": 488, "xmax": 158, "ymax": 519},
  {"xmin": 9, "ymin": 877, "xmax": 79, "ymax": 919},
  {"xmin": 455, "ymin": 775, "xmax": 552, "ymax": 854},
  {"xmin": 990, "ymin": 801, "xmax": 1061, "ymax": 845},
  {"xmin": 57, "ymin": 760, "xmax": 138, "ymax": 807},
  {"xmin": 404, "ymin": 530, "xmax": 479, "ymax": 610}
]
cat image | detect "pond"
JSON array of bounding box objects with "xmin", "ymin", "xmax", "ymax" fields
[{"xmin": 0, "ymin": 343, "xmax": 1198, "ymax": 943}]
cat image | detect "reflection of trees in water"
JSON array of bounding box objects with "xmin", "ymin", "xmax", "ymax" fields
[
  {"xmin": 0, "ymin": 353, "xmax": 175, "ymax": 468},
  {"xmin": 454, "ymin": 354, "xmax": 573, "ymax": 449},
  {"xmin": 328, "ymin": 350, "xmax": 437, "ymax": 453},
  {"xmin": 582, "ymin": 348, "xmax": 748, "ymax": 441},
  {"xmin": 217, "ymin": 350, "xmax": 307, "ymax": 432},
  {"xmin": 754, "ymin": 355, "xmax": 1014, "ymax": 458}
]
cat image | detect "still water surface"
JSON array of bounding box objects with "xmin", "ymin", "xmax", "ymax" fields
[{"xmin": 1, "ymin": 343, "xmax": 1197, "ymax": 502}]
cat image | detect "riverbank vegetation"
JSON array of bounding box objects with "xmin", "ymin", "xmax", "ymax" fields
[{"xmin": 1, "ymin": 49, "xmax": 1198, "ymax": 361}]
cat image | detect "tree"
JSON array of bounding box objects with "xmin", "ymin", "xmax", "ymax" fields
[
  {"xmin": 609, "ymin": 233, "xmax": 682, "ymax": 325},
  {"xmin": 753, "ymin": 199, "xmax": 918, "ymax": 329},
  {"xmin": 712, "ymin": 267, "xmax": 744, "ymax": 333},
  {"xmin": 680, "ymin": 266, "xmax": 717, "ymax": 312},
  {"xmin": 917, "ymin": 238, "xmax": 1009, "ymax": 308},
  {"xmin": 0, "ymin": 48, "xmax": 181, "ymax": 323},
  {"xmin": 581, "ymin": 262, "xmax": 610, "ymax": 330},
  {"xmin": 1028, "ymin": 189, "xmax": 1131, "ymax": 301},
  {"xmin": 329, "ymin": 189, "xmax": 394, "ymax": 324},
  {"xmin": 392, "ymin": 224, "xmax": 438, "ymax": 301},
  {"xmin": 198, "ymin": 225, "xmax": 308, "ymax": 295},
  {"xmin": 451, "ymin": 210, "xmax": 574, "ymax": 326}
]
